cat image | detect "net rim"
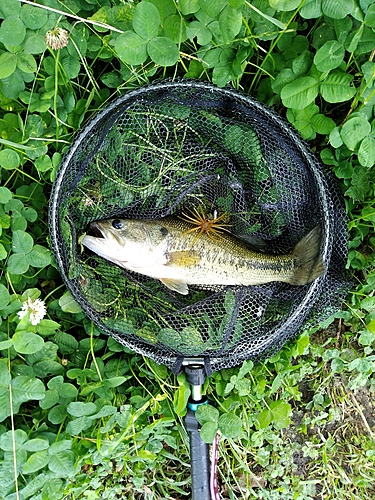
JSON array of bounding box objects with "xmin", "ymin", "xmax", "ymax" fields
[{"xmin": 49, "ymin": 79, "xmax": 335, "ymax": 370}]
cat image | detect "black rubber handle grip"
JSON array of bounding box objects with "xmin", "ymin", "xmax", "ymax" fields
[{"xmin": 190, "ymin": 427, "xmax": 211, "ymax": 500}]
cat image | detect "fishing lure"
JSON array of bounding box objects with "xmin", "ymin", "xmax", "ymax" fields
[{"xmin": 179, "ymin": 206, "xmax": 232, "ymax": 245}]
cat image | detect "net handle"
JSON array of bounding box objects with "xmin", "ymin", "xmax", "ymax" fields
[{"xmin": 185, "ymin": 365, "xmax": 211, "ymax": 500}]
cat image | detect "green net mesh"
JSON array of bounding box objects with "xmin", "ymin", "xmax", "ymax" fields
[{"xmin": 49, "ymin": 80, "xmax": 351, "ymax": 374}]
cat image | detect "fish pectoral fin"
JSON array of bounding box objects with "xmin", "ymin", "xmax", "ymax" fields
[
  {"xmin": 167, "ymin": 250, "xmax": 200, "ymax": 268},
  {"xmin": 160, "ymin": 278, "xmax": 189, "ymax": 295}
]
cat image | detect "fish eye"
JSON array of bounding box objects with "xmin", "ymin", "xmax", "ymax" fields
[
  {"xmin": 160, "ymin": 227, "xmax": 168, "ymax": 236},
  {"xmin": 112, "ymin": 219, "xmax": 123, "ymax": 230}
]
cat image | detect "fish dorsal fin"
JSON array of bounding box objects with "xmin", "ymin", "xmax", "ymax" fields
[
  {"xmin": 160, "ymin": 278, "xmax": 189, "ymax": 295},
  {"xmin": 167, "ymin": 250, "xmax": 200, "ymax": 267}
]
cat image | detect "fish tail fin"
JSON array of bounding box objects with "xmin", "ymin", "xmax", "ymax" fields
[{"xmin": 288, "ymin": 225, "xmax": 325, "ymax": 285}]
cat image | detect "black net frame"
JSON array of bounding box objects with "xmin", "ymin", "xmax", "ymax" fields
[{"xmin": 49, "ymin": 79, "xmax": 351, "ymax": 374}]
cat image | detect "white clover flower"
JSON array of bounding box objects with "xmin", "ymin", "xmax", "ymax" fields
[
  {"xmin": 18, "ymin": 297, "xmax": 46, "ymax": 326},
  {"xmin": 45, "ymin": 27, "xmax": 69, "ymax": 50}
]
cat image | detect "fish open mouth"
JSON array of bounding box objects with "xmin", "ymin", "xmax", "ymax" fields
[{"xmin": 88, "ymin": 222, "xmax": 105, "ymax": 239}]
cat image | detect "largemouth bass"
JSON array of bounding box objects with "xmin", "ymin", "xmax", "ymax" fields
[{"xmin": 81, "ymin": 217, "xmax": 325, "ymax": 295}]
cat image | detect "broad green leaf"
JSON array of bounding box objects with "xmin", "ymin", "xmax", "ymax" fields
[
  {"xmin": 147, "ymin": 37, "xmax": 179, "ymax": 66},
  {"xmin": 12, "ymin": 230, "xmax": 33, "ymax": 254},
  {"xmin": 149, "ymin": 0, "xmax": 176, "ymax": 21},
  {"xmin": 0, "ymin": 358, "xmax": 11, "ymax": 387},
  {"xmin": 271, "ymin": 68, "xmax": 295, "ymax": 94},
  {"xmin": 39, "ymin": 478, "xmax": 64, "ymax": 500},
  {"xmin": 48, "ymin": 450, "xmax": 77, "ymax": 477},
  {"xmin": 13, "ymin": 331, "xmax": 44, "ymax": 354},
  {"xmin": 200, "ymin": 421, "xmax": 218, "ymax": 443},
  {"xmin": 228, "ymin": 0, "xmax": 244, "ymax": 6},
  {"xmin": 133, "ymin": 1, "xmax": 160, "ymax": 40},
  {"xmin": 361, "ymin": 296, "xmax": 375, "ymax": 312},
  {"xmin": 26, "ymin": 245, "xmax": 51, "ymax": 267},
  {"xmin": 257, "ymin": 401, "xmax": 292, "ymax": 429},
  {"xmin": 269, "ymin": 0, "xmax": 301, "ymax": 11},
  {"xmin": 320, "ymin": 71, "xmax": 356, "ymax": 103},
  {"xmin": 22, "ymin": 450, "xmax": 49, "ymax": 474},
  {"xmin": 66, "ymin": 415, "xmax": 93, "ymax": 435},
  {"xmin": 35, "ymin": 319, "xmax": 60, "ymax": 336},
  {"xmin": 0, "ymin": 429, "xmax": 28, "ymax": 451},
  {"xmin": 48, "ymin": 404, "xmax": 68, "ymax": 424},
  {"xmin": 48, "ymin": 375, "xmax": 64, "ymax": 391},
  {"xmin": 0, "ymin": 186, "xmax": 12, "ymax": 204},
  {"xmin": 322, "ymin": 0, "xmax": 354, "ymax": 19},
  {"xmin": 115, "ymin": 31, "xmax": 148, "ymax": 65},
  {"xmin": 61, "ymin": 55, "xmax": 80, "ymax": 79},
  {"xmin": 287, "ymin": 104, "xmax": 318, "ymax": 140},
  {"xmin": 0, "ymin": 339, "xmax": 13, "ymax": 349},
  {"xmin": 11, "ymin": 375, "xmax": 45, "ymax": 409},
  {"xmin": 359, "ymin": 329, "xmax": 375, "ymax": 346},
  {"xmin": 195, "ymin": 404, "xmax": 219, "ymax": 424},
  {"xmin": 300, "ymin": 0, "xmax": 322, "ymax": 19},
  {"xmin": 365, "ymin": 4, "xmax": 375, "ymax": 28},
  {"xmin": 270, "ymin": 401, "xmax": 292, "ymax": 428},
  {"xmin": 164, "ymin": 14, "xmax": 187, "ymax": 43},
  {"xmin": 212, "ymin": 62, "xmax": 235, "ymax": 87},
  {"xmin": 218, "ymin": 412, "xmax": 242, "ymax": 438},
  {"xmin": 17, "ymin": 53, "xmax": 37, "ymax": 74},
  {"xmin": 23, "ymin": 33, "xmax": 46, "ymax": 54},
  {"xmin": 0, "ymin": 67, "xmax": 25, "ymax": 98},
  {"xmin": 219, "ymin": 6, "xmax": 243, "ymax": 43},
  {"xmin": 311, "ymin": 113, "xmax": 336, "ymax": 134},
  {"xmin": 280, "ymin": 76, "xmax": 319, "ymax": 109},
  {"xmin": 10, "ymin": 215, "xmax": 26, "ymax": 232},
  {"xmin": 33, "ymin": 360, "xmax": 64, "ymax": 379},
  {"xmin": 67, "ymin": 401, "xmax": 97, "ymax": 417},
  {"xmin": 7, "ymin": 253, "xmax": 29, "ymax": 274},
  {"xmin": 58, "ymin": 291, "xmax": 82, "ymax": 313},
  {"xmin": 180, "ymin": 0, "xmax": 200, "ymax": 14},
  {"xmin": 2, "ymin": 430, "xmax": 27, "ymax": 454},
  {"xmin": 23, "ymin": 438, "xmax": 49, "ymax": 451},
  {"xmin": 24, "ymin": 206, "xmax": 40, "ymax": 222},
  {"xmin": 345, "ymin": 165, "xmax": 370, "ymax": 201},
  {"xmin": 346, "ymin": 24, "xmax": 364, "ymax": 53},
  {"xmin": 0, "ymin": 284, "xmax": 10, "ymax": 309},
  {"xmin": 358, "ymin": 136, "xmax": 375, "ymax": 167},
  {"xmin": 20, "ymin": 3, "xmax": 48, "ymax": 29},
  {"xmin": 39, "ymin": 389, "xmax": 59, "ymax": 409},
  {"xmin": 0, "ymin": 148, "xmax": 20, "ymax": 170},
  {"xmin": 292, "ymin": 50, "xmax": 314, "ymax": 76},
  {"xmin": 198, "ymin": 0, "xmax": 227, "ymax": 17},
  {"xmin": 105, "ymin": 376, "xmax": 127, "ymax": 387},
  {"xmin": 53, "ymin": 331, "xmax": 79, "ymax": 354},
  {"xmin": 89, "ymin": 405, "xmax": 117, "ymax": 419},
  {"xmin": 314, "ymin": 40, "xmax": 345, "ymax": 72},
  {"xmin": 367, "ymin": 319, "xmax": 375, "ymax": 334},
  {"xmin": 0, "ymin": 52, "xmax": 17, "ymax": 79},
  {"xmin": 0, "ymin": 16, "xmax": 26, "ymax": 46},
  {"xmin": 173, "ymin": 373, "xmax": 190, "ymax": 416},
  {"xmin": 334, "ymin": 17, "xmax": 352, "ymax": 44},
  {"xmin": 58, "ymin": 383, "xmax": 78, "ymax": 400},
  {"xmin": 361, "ymin": 61, "xmax": 375, "ymax": 84},
  {"xmin": 186, "ymin": 21, "xmax": 212, "ymax": 45},
  {"xmin": 238, "ymin": 359, "xmax": 254, "ymax": 379},
  {"xmin": 22, "ymin": 288, "xmax": 41, "ymax": 301},
  {"xmin": 49, "ymin": 440, "xmax": 72, "ymax": 454},
  {"xmin": 0, "ymin": 0, "xmax": 21, "ymax": 17},
  {"xmin": 0, "ymin": 242, "xmax": 6, "ymax": 260},
  {"xmin": 340, "ymin": 117, "xmax": 371, "ymax": 150}
]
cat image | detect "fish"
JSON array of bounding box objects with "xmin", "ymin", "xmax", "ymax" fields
[{"xmin": 81, "ymin": 217, "xmax": 325, "ymax": 295}]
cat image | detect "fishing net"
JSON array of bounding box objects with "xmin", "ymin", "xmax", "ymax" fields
[{"xmin": 49, "ymin": 80, "xmax": 351, "ymax": 375}]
